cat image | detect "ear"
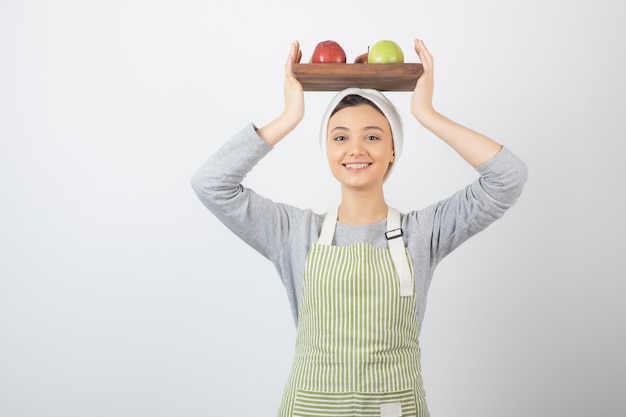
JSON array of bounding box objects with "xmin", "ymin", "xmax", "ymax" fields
[{"xmin": 390, "ymin": 151, "xmax": 396, "ymax": 163}]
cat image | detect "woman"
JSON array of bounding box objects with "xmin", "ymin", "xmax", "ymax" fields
[{"xmin": 192, "ymin": 39, "xmax": 528, "ymax": 417}]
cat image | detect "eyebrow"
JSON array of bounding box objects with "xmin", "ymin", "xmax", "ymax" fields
[{"xmin": 330, "ymin": 125, "xmax": 385, "ymax": 133}]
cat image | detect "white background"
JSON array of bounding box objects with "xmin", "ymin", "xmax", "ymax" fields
[{"xmin": 1, "ymin": 0, "xmax": 625, "ymax": 416}]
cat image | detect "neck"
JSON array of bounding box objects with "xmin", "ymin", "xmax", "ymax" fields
[{"xmin": 337, "ymin": 188, "xmax": 388, "ymax": 225}]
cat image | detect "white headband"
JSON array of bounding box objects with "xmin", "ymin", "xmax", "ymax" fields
[{"xmin": 319, "ymin": 88, "xmax": 403, "ymax": 179}]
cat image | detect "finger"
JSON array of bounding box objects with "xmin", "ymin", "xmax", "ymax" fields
[
  {"xmin": 289, "ymin": 41, "xmax": 296, "ymax": 61},
  {"xmin": 285, "ymin": 52, "xmax": 294, "ymax": 77},
  {"xmin": 414, "ymin": 39, "xmax": 433, "ymax": 73},
  {"xmin": 285, "ymin": 41, "xmax": 299, "ymax": 77},
  {"xmin": 292, "ymin": 40, "xmax": 301, "ymax": 62},
  {"xmin": 419, "ymin": 39, "xmax": 434, "ymax": 64}
]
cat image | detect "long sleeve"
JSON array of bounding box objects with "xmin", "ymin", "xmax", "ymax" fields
[
  {"xmin": 190, "ymin": 123, "xmax": 309, "ymax": 262},
  {"xmin": 414, "ymin": 146, "xmax": 529, "ymax": 264},
  {"xmin": 191, "ymin": 126, "xmax": 528, "ymax": 327}
]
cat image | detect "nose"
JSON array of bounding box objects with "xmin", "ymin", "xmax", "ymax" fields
[{"xmin": 349, "ymin": 141, "xmax": 365, "ymax": 156}]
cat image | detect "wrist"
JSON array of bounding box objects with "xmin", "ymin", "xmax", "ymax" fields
[
  {"xmin": 257, "ymin": 113, "xmax": 300, "ymax": 146},
  {"xmin": 413, "ymin": 106, "xmax": 439, "ymax": 128},
  {"xmin": 280, "ymin": 108, "xmax": 304, "ymax": 129}
]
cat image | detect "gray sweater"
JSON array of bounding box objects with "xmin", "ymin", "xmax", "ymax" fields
[{"xmin": 191, "ymin": 123, "xmax": 528, "ymax": 332}]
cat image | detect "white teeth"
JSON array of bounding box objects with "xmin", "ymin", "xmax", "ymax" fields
[{"xmin": 345, "ymin": 163, "xmax": 369, "ymax": 169}]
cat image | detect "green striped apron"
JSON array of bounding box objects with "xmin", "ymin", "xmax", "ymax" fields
[{"xmin": 277, "ymin": 207, "xmax": 429, "ymax": 417}]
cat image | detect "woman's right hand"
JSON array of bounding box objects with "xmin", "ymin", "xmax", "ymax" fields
[
  {"xmin": 283, "ymin": 41, "xmax": 305, "ymax": 124},
  {"xmin": 257, "ymin": 41, "xmax": 304, "ymax": 146}
]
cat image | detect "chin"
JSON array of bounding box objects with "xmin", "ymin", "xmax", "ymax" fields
[{"xmin": 340, "ymin": 179, "xmax": 383, "ymax": 192}]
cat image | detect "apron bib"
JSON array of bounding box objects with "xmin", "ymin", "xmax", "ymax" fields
[{"xmin": 277, "ymin": 208, "xmax": 430, "ymax": 417}]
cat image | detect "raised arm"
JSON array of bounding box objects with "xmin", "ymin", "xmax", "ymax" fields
[
  {"xmin": 410, "ymin": 39, "xmax": 503, "ymax": 167},
  {"xmin": 190, "ymin": 41, "xmax": 310, "ymax": 261},
  {"xmin": 407, "ymin": 39, "xmax": 528, "ymax": 258},
  {"xmin": 256, "ymin": 41, "xmax": 305, "ymax": 146}
]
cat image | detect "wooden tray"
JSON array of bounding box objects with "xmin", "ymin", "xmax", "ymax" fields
[{"xmin": 292, "ymin": 63, "xmax": 423, "ymax": 92}]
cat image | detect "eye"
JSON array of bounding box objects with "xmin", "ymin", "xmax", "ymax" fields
[
  {"xmin": 333, "ymin": 135, "xmax": 348, "ymax": 141},
  {"xmin": 365, "ymin": 135, "xmax": 380, "ymax": 141}
]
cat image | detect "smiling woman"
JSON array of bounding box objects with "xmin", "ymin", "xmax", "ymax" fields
[
  {"xmin": 191, "ymin": 39, "xmax": 528, "ymax": 417},
  {"xmin": 326, "ymin": 100, "xmax": 396, "ymax": 194}
]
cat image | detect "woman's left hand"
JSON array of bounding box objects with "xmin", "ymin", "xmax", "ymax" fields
[
  {"xmin": 408, "ymin": 38, "xmax": 503, "ymax": 167},
  {"xmin": 410, "ymin": 39, "xmax": 436, "ymax": 124}
]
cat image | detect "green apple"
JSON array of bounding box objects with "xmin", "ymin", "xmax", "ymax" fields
[{"xmin": 368, "ymin": 40, "xmax": 404, "ymax": 63}]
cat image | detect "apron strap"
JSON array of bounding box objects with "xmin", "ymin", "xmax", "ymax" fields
[
  {"xmin": 318, "ymin": 206, "xmax": 338, "ymax": 246},
  {"xmin": 318, "ymin": 206, "xmax": 413, "ymax": 297},
  {"xmin": 386, "ymin": 207, "xmax": 413, "ymax": 297}
]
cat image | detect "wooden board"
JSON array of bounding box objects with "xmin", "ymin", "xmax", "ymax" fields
[{"xmin": 291, "ymin": 63, "xmax": 423, "ymax": 92}]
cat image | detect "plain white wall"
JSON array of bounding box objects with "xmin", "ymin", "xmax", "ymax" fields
[{"xmin": 1, "ymin": 0, "xmax": 624, "ymax": 416}]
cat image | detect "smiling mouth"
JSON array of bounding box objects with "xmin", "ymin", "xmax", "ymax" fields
[{"xmin": 344, "ymin": 163, "xmax": 371, "ymax": 170}]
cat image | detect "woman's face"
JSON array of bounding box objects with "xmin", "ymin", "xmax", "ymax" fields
[{"xmin": 326, "ymin": 104, "xmax": 395, "ymax": 192}]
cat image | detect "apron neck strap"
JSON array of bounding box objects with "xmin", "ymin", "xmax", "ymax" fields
[
  {"xmin": 318, "ymin": 206, "xmax": 413, "ymax": 296},
  {"xmin": 317, "ymin": 206, "xmax": 339, "ymax": 245},
  {"xmin": 386, "ymin": 207, "xmax": 413, "ymax": 297}
]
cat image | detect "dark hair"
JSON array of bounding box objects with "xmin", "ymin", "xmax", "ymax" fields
[{"xmin": 330, "ymin": 94, "xmax": 385, "ymax": 118}]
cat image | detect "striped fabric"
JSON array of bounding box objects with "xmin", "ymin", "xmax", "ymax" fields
[
  {"xmin": 278, "ymin": 242, "xmax": 429, "ymax": 417},
  {"xmin": 293, "ymin": 389, "xmax": 417, "ymax": 417}
]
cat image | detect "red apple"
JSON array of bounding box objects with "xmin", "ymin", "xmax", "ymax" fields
[
  {"xmin": 354, "ymin": 48, "xmax": 369, "ymax": 63},
  {"xmin": 311, "ymin": 40, "xmax": 347, "ymax": 63}
]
